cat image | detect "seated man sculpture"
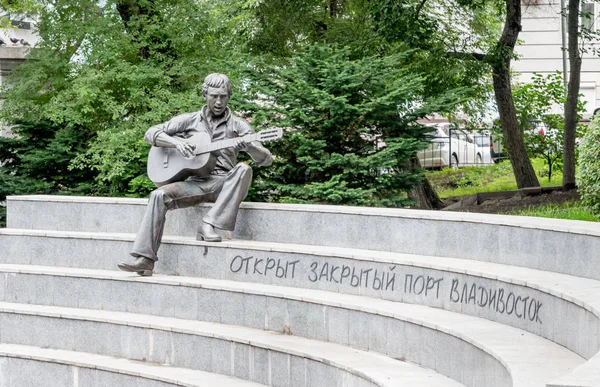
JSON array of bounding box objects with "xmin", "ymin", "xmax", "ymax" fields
[{"xmin": 118, "ymin": 73, "xmax": 273, "ymax": 276}]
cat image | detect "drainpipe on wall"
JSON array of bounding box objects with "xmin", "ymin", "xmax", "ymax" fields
[{"xmin": 561, "ymin": 0, "xmax": 569, "ymax": 90}]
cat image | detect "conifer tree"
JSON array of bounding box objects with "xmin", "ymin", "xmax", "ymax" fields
[{"xmin": 244, "ymin": 45, "xmax": 469, "ymax": 206}]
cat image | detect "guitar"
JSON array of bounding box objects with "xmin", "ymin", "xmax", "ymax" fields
[{"xmin": 147, "ymin": 128, "xmax": 283, "ymax": 186}]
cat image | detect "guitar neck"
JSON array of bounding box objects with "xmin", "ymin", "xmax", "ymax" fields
[{"xmin": 194, "ymin": 133, "xmax": 259, "ymax": 155}]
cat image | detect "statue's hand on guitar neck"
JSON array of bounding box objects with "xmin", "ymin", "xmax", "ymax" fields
[
  {"xmin": 177, "ymin": 136, "xmax": 247, "ymax": 158},
  {"xmin": 174, "ymin": 135, "xmax": 247, "ymax": 159},
  {"xmin": 230, "ymin": 137, "xmax": 248, "ymax": 151}
]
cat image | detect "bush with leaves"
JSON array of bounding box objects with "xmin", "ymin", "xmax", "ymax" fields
[
  {"xmin": 0, "ymin": 120, "xmax": 101, "ymax": 227},
  {"xmin": 243, "ymin": 44, "xmax": 469, "ymax": 207},
  {"xmin": 513, "ymin": 72, "xmax": 586, "ymax": 181},
  {"xmin": 577, "ymin": 116, "xmax": 600, "ymax": 213}
]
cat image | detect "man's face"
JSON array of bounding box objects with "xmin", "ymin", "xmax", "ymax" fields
[{"xmin": 205, "ymin": 86, "xmax": 230, "ymax": 117}]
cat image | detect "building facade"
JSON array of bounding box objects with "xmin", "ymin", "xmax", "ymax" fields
[
  {"xmin": 513, "ymin": 0, "xmax": 599, "ymax": 118},
  {"xmin": 0, "ymin": 18, "xmax": 38, "ymax": 137}
]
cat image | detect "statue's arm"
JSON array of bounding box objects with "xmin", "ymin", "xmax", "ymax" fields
[
  {"xmin": 145, "ymin": 113, "xmax": 198, "ymax": 157},
  {"xmin": 246, "ymin": 141, "xmax": 273, "ymax": 167},
  {"xmin": 235, "ymin": 120, "xmax": 273, "ymax": 167}
]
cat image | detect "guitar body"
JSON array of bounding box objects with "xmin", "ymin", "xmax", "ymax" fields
[{"xmin": 147, "ymin": 132, "xmax": 217, "ymax": 187}]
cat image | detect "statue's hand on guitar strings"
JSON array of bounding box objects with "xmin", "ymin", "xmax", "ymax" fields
[{"xmin": 175, "ymin": 141, "xmax": 196, "ymax": 158}]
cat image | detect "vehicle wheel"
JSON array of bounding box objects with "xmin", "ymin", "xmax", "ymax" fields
[
  {"xmin": 476, "ymin": 154, "xmax": 483, "ymax": 165},
  {"xmin": 451, "ymin": 154, "xmax": 459, "ymax": 169}
]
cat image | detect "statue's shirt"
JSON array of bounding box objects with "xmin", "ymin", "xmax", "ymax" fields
[{"xmin": 145, "ymin": 106, "xmax": 272, "ymax": 174}]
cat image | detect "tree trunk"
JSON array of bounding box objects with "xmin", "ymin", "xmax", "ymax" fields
[
  {"xmin": 330, "ymin": 0, "xmax": 338, "ymax": 17},
  {"xmin": 116, "ymin": 0, "xmax": 174, "ymax": 61},
  {"xmin": 116, "ymin": 0, "xmax": 151, "ymax": 59},
  {"xmin": 116, "ymin": 0, "xmax": 150, "ymax": 28},
  {"xmin": 562, "ymin": 0, "xmax": 582, "ymax": 191},
  {"xmin": 491, "ymin": 0, "xmax": 539, "ymax": 188},
  {"xmin": 407, "ymin": 156, "xmax": 445, "ymax": 210}
]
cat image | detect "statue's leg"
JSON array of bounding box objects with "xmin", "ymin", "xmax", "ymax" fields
[
  {"xmin": 203, "ymin": 163, "xmax": 253, "ymax": 231},
  {"xmin": 129, "ymin": 187, "xmax": 171, "ymax": 261},
  {"xmin": 130, "ymin": 179, "xmax": 218, "ymax": 260}
]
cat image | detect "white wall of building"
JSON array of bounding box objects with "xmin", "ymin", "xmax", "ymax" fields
[
  {"xmin": 513, "ymin": 0, "xmax": 600, "ymax": 117},
  {"xmin": 0, "ymin": 18, "xmax": 38, "ymax": 137}
]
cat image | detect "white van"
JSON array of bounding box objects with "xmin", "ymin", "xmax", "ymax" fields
[{"xmin": 417, "ymin": 125, "xmax": 487, "ymax": 169}]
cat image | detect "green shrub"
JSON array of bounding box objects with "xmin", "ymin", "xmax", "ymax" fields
[
  {"xmin": 577, "ymin": 116, "xmax": 600, "ymax": 213},
  {"xmin": 0, "ymin": 205, "xmax": 5, "ymax": 228}
]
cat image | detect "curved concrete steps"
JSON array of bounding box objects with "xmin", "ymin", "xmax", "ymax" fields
[
  {"xmin": 0, "ymin": 343, "xmax": 264, "ymax": 387},
  {"xmin": 4, "ymin": 194, "xmax": 600, "ymax": 386},
  {"xmin": 8, "ymin": 195, "xmax": 600, "ymax": 281},
  {"xmin": 0, "ymin": 302, "xmax": 466, "ymax": 387},
  {"xmin": 549, "ymin": 354, "xmax": 600, "ymax": 387},
  {"xmin": 0, "ymin": 265, "xmax": 586, "ymax": 387},
  {"xmin": 1, "ymin": 229, "xmax": 599, "ymax": 359}
]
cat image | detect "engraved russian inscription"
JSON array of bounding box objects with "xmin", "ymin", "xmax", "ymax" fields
[{"xmin": 227, "ymin": 254, "xmax": 545, "ymax": 324}]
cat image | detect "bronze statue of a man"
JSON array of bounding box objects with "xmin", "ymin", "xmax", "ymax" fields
[{"xmin": 118, "ymin": 73, "xmax": 272, "ymax": 276}]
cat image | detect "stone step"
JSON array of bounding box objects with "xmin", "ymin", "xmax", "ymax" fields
[
  {"xmin": 7, "ymin": 194, "xmax": 600, "ymax": 281},
  {"xmin": 0, "ymin": 302, "xmax": 466, "ymax": 387},
  {"xmin": 0, "ymin": 343, "xmax": 264, "ymax": 387},
  {"xmin": 0, "ymin": 265, "xmax": 586, "ymax": 387},
  {"xmin": 548, "ymin": 355, "xmax": 600, "ymax": 387},
  {"xmin": 1, "ymin": 229, "xmax": 598, "ymax": 361}
]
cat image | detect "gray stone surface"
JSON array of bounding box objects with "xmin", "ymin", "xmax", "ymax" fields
[
  {"xmin": 233, "ymin": 343, "xmax": 250, "ymax": 380},
  {"xmin": 0, "ymin": 357, "xmax": 73, "ymax": 387},
  {"xmin": 250, "ymin": 347, "xmax": 270, "ymax": 385},
  {"xmin": 0, "ymin": 304, "xmax": 470, "ymax": 387},
  {"xmin": 289, "ymin": 356, "xmax": 306, "ymax": 387},
  {"xmin": 547, "ymin": 351, "xmax": 600, "ymax": 386},
  {"xmin": 0, "ymin": 46, "xmax": 30, "ymax": 60},
  {"xmin": 0, "ymin": 344, "xmax": 265, "ymax": 387},
  {"xmin": 270, "ymin": 352, "xmax": 291, "ymax": 386}
]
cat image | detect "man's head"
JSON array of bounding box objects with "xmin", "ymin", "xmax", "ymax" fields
[{"xmin": 203, "ymin": 73, "xmax": 232, "ymax": 117}]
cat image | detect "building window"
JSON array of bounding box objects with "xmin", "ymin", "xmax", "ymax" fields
[{"xmin": 581, "ymin": 2, "xmax": 597, "ymax": 32}]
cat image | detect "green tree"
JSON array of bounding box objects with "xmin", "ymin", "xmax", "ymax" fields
[
  {"xmin": 372, "ymin": 0, "xmax": 542, "ymax": 189},
  {"xmin": 243, "ymin": 44, "xmax": 469, "ymax": 206},
  {"xmin": 562, "ymin": 0, "xmax": 582, "ymax": 190},
  {"xmin": 234, "ymin": 0, "xmax": 491, "ymax": 110},
  {"xmin": 233, "ymin": 0, "xmax": 491, "ymax": 208},
  {"xmin": 0, "ymin": 0, "xmax": 479, "ymax": 212},
  {"xmin": 562, "ymin": 0, "xmax": 600, "ymax": 190},
  {"xmin": 1, "ymin": 0, "xmax": 243, "ymax": 197},
  {"xmin": 221, "ymin": 0, "xmax": 386, "ymax": 57},
  {"xmin": 513, "ymin": 72, "xmax": 586, "ymax": 181}
]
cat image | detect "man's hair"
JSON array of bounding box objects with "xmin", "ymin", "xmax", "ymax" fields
[{"xmin": 202, "ymin": 73, "xmax": 232, "ymax": 97}]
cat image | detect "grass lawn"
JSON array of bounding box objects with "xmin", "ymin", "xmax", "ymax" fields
[
  {"xmin": 426, "ymin": 159, "xmax": 599, "ymax": 221},
  {"xmin": 508, "ymin": 201, "xmax": 600, "ymax": 221},
  {"xmin": 427, "ymin": 159, "xmax": 562, "ymax": 198}
]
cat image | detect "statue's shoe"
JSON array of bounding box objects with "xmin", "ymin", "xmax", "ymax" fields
[
  {"xmin": 197, "ymin": 222, "xmax": 222, "ymax": 242},
  {"xmin": 117, "ymin": 257, "xmax": 154, "ymax": 276}
]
